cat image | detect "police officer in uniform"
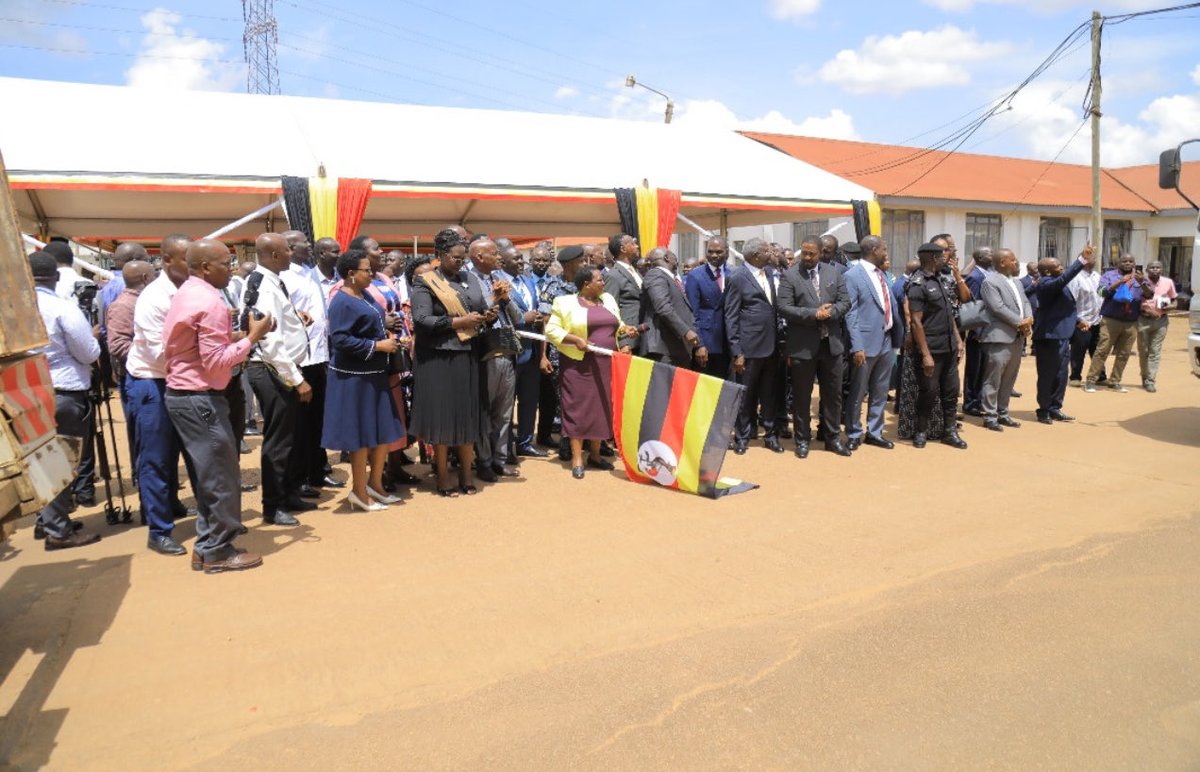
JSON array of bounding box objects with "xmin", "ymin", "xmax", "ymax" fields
[{"xmin": 906, "ymin": 242, "xmax": 967, "ymax": 450}]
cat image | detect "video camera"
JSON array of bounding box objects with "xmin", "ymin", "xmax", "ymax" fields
[
  {"xmin": 73, "ymin": 279, "xmax": 99, "ymax": 325},
  {"xmin": 238, "ymin": 271, "xmax": 266, "ymax": 333}
]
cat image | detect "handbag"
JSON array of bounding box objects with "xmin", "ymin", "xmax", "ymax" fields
[
  {"xmin": 957, "ymin": 299, "xmax": 992, "ymax": 331},
  {"xmin": 480, "ymin": 305, "xmax": 524, "ymax": 361}
]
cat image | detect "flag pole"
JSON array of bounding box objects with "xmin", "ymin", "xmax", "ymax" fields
[
  {"xmin": 515, "ymin": 330, "xmax": 615, "ymax": 357},
  {"xmin": 204, "ymin": 197, "xmax": 284, "ymax": 239},
  {"xmin": 22, "ymin": 233, "xmax": 113, "ymax": 281}
]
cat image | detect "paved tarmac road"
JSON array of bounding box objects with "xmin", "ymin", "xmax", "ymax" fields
[{"xmin": 1, "ymin": 322, "xmax": 1197, "ymax": 770}]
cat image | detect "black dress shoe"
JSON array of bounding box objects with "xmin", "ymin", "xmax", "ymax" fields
[
  {"xmin": 44, "ymin": 531, "xmax": 101, "ymax": 550},
  {"xmin": 148, "ymin": 534, "xmax": 187, "ymax": 556},
  {"xmin": 571, "ymin": 466, "xmax": 585, "ymax": 479},
  {"xmin": 475, "ymin": 466, "xmax": 499, "ymax": 483},
  {"xmin": 1036, "ymin": 413, "xmax": 1054, "ymax": 425},
  {"xmin": 599, "ymin": 442, "xmax": 616, "ymax": 457},
  {"xmin": 863, "ymin": 434, "xmax": 894, "ymax": 450},
  {"xmin": 264, "ymin": 510, "xmax": 300, "ymax": 526},
  {"xmin": 983, "ymin": 420, "xmax": 1003, "ymax": 432},
  {"xmin": 282, "ymin": 497, "xmax": 317, "ymax": 512},
  {"xmin": 962, "ymin": 406, "xmax": 984, "ymax": 417},
  {"xmin": 733, "ymin": 441, "xmax": 748, "ymax": 456},
  {"xmin": 825, "ymin": 439, "xmax": 852, "ymax": 457},
  {"xmin": 516, "ymin": 444, "xmax": 548, "ymax": 458},
  {"xmin": 997, "ymin": 415, "xmax": 1021, "ymax": 428},
  {"xmin": 244, "ymin": 423, "xmax": 261, "ymax": 436},
  {"xmin": 240, "ymin": 482, "xmax": 258, "ymax": 492},
  {"xmin": 586, "ymin": 456, "xmax": 614, "ymax": 471},
  {"xmin": 389, "ymin": 469, "xmax": 420, "ymax": 485},
  {"xmin": 763, "ymin": 437, "xmax": 785, "ymax": 453},
  {"xmin": 320, "ymin": 475, "xmax": 346, "ymax": 488},
  {"xmin": 1049, "ymin": 410, "xmax": 1074, "ymax": 421},
  {"xmin": 492, "ymin": 463, "xmax": 520, "ymax": 478},
  {"xmin": 297, "ymin": 484, "xmax": 321, "ymax": 499},
  {"xmin": 913, "ymin": 433, "xmax": 927, "ymax": 448},
  {"xmin": 794, "ymin": 440, "xmax": 810, "ymax": 459},
  {"xmin": 847, "ymin": 437, "xmax": 862, "ymax": 451},
  {"xmin": 941, "ymin": 431, "xmax": 968, "ymax": 449}
]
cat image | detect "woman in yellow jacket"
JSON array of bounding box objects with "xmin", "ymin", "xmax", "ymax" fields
[{"xmin": 545, "ymin": 265, "xmax": 640, "ymax": 479}]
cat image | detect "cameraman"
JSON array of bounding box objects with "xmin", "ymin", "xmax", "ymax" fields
[{"xmin": 30, "ymin": 252, "xmax": 103, "ymax": 549}]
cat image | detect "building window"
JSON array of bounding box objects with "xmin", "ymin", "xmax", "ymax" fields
[
  {"xmin": 1038, "ymin": 217, "xmax": 1072, "ymax": 260},
  {"xmin": 792, "ymin": 219, "xmax": 827, "ymax": 248},
  {"xmin": 1103, "ymin": 220, "xmax": 1133, "ymax": 267},
  {"xmin": 881, "ymin": 209, "xmax": 924, "ymax": 275},
  {"xmin": 964, "ymin": 213, "xmax": 1002, "ymax": 256},
  {"xmin": 677, "ymin": 232, "xmax": 699, "ymax": 262},
  {"xmin": 1158, "ymin": 237, "xmax": 1194, "ymax": 294}
]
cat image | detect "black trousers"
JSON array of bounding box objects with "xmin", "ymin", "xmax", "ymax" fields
[
  {"xmin": 39, "ymin": 391, "xmax": 90, "ymax": 538},
  {"xmin": 735, "ymin": 355, "xmax": 779, "ymax": 442},
  {"xmin": 790, "ymin": 341, "xmax": 845, "ymax": 442},
  {"xmin": 72, "ymin": 389, "xmax": 96, "ymax": 501},
  {"xmin": 962, "ymin": 335, "xmax": 984, "ymax": 411},
  {"xmin": 700, "ymin": 352, "xmax": 730, "ymax": 380},
  {"xmin": 288, "ymin": 363, "xmax": 327, "ymax": 488},
  {"xmin": 1034, "ymin": 338, "xmax": 1070, "ymax": 415},
  {"xmin": 513, "ymin": 356, "xmax": 541, "ymax": 448},
  {"xmin": 1069, "ymin": 323, "xmax": 1104, "ymax": 382},
  {"xmin": 915, "ymin": 351, "xmax": 960, "ymax": 434},
  {"xmin": 247, "ymin": 363, "xmax": 299, "ymax": 512},
  {"xmin": 536, "ymin": 367, "xmax": 558, "ymax": 444},
  {"xmin": 225, "ymin": 368, "xmax": 246, "ymax": 445}
]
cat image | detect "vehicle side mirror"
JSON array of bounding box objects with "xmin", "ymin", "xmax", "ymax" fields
[{"xmin": 1159, "ymin": 148, "xmax": 1181, "ymax": 190}]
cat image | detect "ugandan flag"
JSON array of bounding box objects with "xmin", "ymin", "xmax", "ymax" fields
[
  {"xmin": 614, "ymin": 186, "xmax": 682, "ymax": 256},
  {"xmin": 611, "ymin": 353, "xmax": 756, "ymax": 498},
  {"xmin": 281, "ymin": 175, "xmax": 373, "ymax": 249}
]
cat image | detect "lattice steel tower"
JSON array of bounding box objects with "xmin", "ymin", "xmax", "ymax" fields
[{"xmin": 242, "ymin": 0, "xmax": 280, "ymax": 95}]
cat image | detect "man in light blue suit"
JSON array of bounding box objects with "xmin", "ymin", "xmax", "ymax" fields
[{"xmin": 843, "ymin": 236, "xmax": 903, "ymax": 450}]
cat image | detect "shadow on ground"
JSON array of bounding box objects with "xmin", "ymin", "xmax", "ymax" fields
[
  {"xmin": 0, "ymin": 555, "xmax": 131, "ymax": 769},
  {"xmin": 1120, "ymin": 406, "xmax": 1200, "ymax": 447}
]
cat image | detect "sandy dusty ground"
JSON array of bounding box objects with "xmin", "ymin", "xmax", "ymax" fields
[{"xmin": 0, "ymin": 321, "xmax": 1197, "ymax": 770}]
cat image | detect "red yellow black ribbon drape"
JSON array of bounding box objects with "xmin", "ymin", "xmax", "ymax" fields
[
  {"xmin": 281, "ymin": 175, "xmax": 373, "ymax": 248},
  {"xmin": 613, "ymin": 186, "xmax": 682, "ymax": 256}
]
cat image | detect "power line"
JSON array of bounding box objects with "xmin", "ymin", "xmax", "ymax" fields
[
  {"xmin": 1000, "ymin": 116, "xmax": 1090, "ymax": 222},
  {"xmin": 33, "ymin": 0, "xmax": 240, "ymax": 22},
  {"xmin": 0, "ymin": 41, "xmax": 242, "ymax": 63}
]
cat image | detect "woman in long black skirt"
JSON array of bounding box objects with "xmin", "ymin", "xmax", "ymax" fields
[{"xmin": 409, "ymin": 229, "xmax": 495, "ymax": 497}]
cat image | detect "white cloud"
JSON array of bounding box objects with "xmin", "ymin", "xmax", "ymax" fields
[
  {"xmin": 767, "ymin": 0, "xmax": 821, "ymax": 20},
  {"xmin": 124, "ymin": 8, "xmax": 243, "ymax": 91},
  {"xmin": 995, "ymin": 78, "xmax": 1200, "ymax": 167},
  {"xmin": 671, "ymin": 99, "xmax": 860, "ymax": 139},
  {"xmin": 554, "ymin": 85, "xmax": 579, "ymax": 100},
  {"xmin": 818, "ymin": 25, "xmax": 1010, "ymax": 95}
]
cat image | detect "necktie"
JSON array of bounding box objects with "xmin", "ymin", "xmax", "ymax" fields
[
  {"xmin": 809, "ymin": 268, "xmax": 820, "ymax": 296},
  {"xmin": 714, "ymin": 266, "xmax": 723, "ymax": 292},
  {"xmin": 877, "ymin": 269, "xmax": 892, "ymax": 328}
]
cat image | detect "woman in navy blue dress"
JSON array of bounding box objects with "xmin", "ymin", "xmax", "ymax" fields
[{"xmin": 322, "ymin": 250, "xmax": 405, "ymax": 512}]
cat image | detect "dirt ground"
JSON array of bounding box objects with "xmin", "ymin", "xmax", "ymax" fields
[{"xmin": 1, "ymin": 321, "xmax": 1197, "ymax": 771}]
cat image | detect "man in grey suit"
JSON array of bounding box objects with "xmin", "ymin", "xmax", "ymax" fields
[
  {"xmin": 778, "ymin": 236, "xmax": 851, "ymax": 457},
  {"xmin": 604, "ymin": 232, "xmax": 643, "ymax": 352},
  {"xmin": 979, "ymin": 248, "xmax": 1033, "ymax": 431},
  {"xmin": 640, "ymin": 248, "xmax": 706, "ymax": 369},
  {"xmin": 843, "ymin": 236, "xmax": 902, "ymax": 451}
]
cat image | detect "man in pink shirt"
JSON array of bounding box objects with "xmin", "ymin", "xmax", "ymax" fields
[
  {"xmin": 1137, "ymin": 260, "xmax": 1178, "ymax": 392},
  {"xmin": 163, "ymin": 238, "xmax": 272, "ymax": 573}
]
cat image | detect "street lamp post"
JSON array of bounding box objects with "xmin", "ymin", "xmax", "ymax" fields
[{"xmin": 625, "ymin": 74, "xmax": 674, "ymax": 124}]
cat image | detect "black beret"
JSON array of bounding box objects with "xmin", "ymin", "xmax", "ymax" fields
[
  {"xmin": 917, "ymin": 242, "xmax": 944, "ymax": 255},
  {"xmin": 841, "ymin": 242, "xmax": 861, "ymax": 256},
  {"xmin": 558, "ymin": 245, "xmax": 585, "ymax": 264}
]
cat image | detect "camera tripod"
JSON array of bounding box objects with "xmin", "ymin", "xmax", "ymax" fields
[{"xmin": 90, "ymin": 365, "xmax": 133, "ymax": 526}]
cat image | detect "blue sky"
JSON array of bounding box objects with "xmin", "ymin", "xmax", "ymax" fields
[{"xmin": 1, "ymin": 0, "xmax": 1197, "ymax": 167}]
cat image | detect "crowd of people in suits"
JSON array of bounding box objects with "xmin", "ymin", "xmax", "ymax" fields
[{"xmin": 28, "ymin": 222, "xmax": 1179, "ymax": 571}]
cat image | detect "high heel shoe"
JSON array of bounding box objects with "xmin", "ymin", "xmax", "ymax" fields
[
  {"xmin": 347, "ymin": 491, "xmax": 387, "ymax": 512},
  {"xmin": 365, "ymin": 485, "xmax": 402, "ymax": 504}
]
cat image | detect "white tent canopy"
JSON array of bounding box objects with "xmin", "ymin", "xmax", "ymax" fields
[{"xmin": 0, "ymin": 76, "xmax": 874, "ymax": 242}]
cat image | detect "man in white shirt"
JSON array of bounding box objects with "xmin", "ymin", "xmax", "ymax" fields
[
  {"xmin": 125, "ymin": 233, "xmax": 195, "ymax": 556},
  {"xmin": 43, "ymin": 240, "xmax": 86, "ymax": 300},
  {"xmin": 1067, "ymin": 258, "xmax": 1104, "ymax": 386},
  {"xmin": 244, "ymin": 232, "xmax": 312, "ymax": 526},
  {"xmin": 281, "ymin": 230, "xmax": 341, "ymax": 495}
]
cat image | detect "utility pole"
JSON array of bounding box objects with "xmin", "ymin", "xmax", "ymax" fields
[
  {"xmin": 1090, "ymin": 10, "xmax": 1102, "ymax": 251},
  {"xmin": 242, "ymin": 0, "xmax": 280, "ymax": 95}
]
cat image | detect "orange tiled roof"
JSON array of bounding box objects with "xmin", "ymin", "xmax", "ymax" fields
[{"xmin": 741, "ymin": 132, "xmax": 1200, "ymax": 214}]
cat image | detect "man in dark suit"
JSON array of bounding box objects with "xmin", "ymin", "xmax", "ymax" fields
[
  {"xmin": 684, "ymin": 236, "xmax": 729, "ymax": 378},
  {"xmin": 961, "ymin": 247, "xmax": 993, "ymax": 417},
  {"xmin": 1032, "ymin": 244, "xmax": 1095, "ymax": 424},
  {"xmin": 641, "ymin": 248, "xmax": 705, "ymax": 369},
  {"xmin": 724, "ymin": 238, "xmax": 783, "ymax": 455},
  {"xmin": 778, "ymin": 236, "xmax": 851, "ymax": 457},
  {"xmin": 603, "ymin": 232, "xmax": 643, "ymax": 352},
  {"xmin": 497, "ymin": 244, "xmax": 547, "ymax": 458}
]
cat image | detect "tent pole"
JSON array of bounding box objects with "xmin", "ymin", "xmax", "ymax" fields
[
  {"xmin": 22, "ymin": 233, "xmax": 113, "ymax": 281},
  {"xmin": 204, "ymin": 197, "xmax": 284, "ymax": 240}
]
